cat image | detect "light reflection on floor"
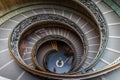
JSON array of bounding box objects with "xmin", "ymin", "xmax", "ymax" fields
[{"xmin": 46, "ymin": 50, "xmax": 73, "ymax": 74}]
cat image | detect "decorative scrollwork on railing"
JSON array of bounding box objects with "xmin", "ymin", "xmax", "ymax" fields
[
  {"xmin": 79, "ymin": 0, "xmax": 108, "ymax": 71},
  {"xmin": 8, "ymin": 0, "xmax": 110, "ymax": 79},
  {"xmin": 10, "ymin": 14, "xmax": 88, "ymax": 72}
]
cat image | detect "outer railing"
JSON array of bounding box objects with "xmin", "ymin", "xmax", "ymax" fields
[{"xmin": 5, "ymin": 0, "xmax": 111, "ymax": 79}]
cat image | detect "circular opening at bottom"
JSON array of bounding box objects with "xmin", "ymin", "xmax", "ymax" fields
[{"xmin": 44, "ymin": 41, "xmax": 74, "ymax": 74}]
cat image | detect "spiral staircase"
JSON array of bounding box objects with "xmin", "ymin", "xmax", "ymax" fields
[{"xmin": 0, "ymin": 0, "xmax": 120, "ymax": 80}]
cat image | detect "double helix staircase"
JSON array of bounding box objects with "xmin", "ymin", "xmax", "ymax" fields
[{"xmin": 0, "ymin": 0, "xmax": 120, "ymax": 80}]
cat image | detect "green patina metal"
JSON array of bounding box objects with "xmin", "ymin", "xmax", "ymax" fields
[
  {"xmin": 113, "ymin": 0, "xmax": 120, "ymax": 7},
  {"xmin": 103, "ymin": 0, "xmax": 120, "ymax": 16}
]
